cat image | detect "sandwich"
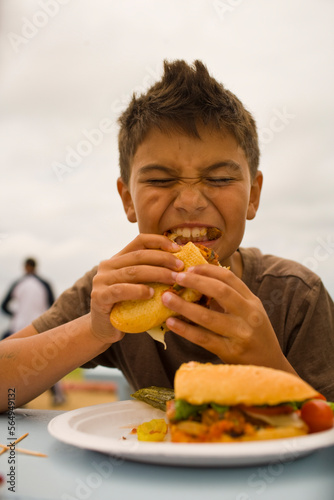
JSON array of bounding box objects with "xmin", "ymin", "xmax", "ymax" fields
[
  {"xmin": 109, "ymin": 241, "xmax": 220, "ymax": 348},
  {"xmin": 166, "ymin": 362, "xmax": 330, "ymax": 442}
]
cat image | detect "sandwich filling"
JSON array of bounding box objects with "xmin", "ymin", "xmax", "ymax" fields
[{"xmin": 166, "ymin": 399, "xmax": 308, "ymax": 442}]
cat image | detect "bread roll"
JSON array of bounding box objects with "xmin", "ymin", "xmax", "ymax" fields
[{"xmin": 175, "ymin": 362, "xmax": 319, "ymax": 406}]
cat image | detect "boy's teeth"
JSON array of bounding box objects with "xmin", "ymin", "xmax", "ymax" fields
[
  {"xmin": 166, "ymin": 227, "xmax": 222, "ymax": 243},
  {"xmin": 173, "ymin": 227, "xmax": 208, "ymax": 241}
]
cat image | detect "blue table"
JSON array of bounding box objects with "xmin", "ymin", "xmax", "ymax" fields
[{"xmin": 1, "ymin": 408, "xmax": 334, "ymax": 500}]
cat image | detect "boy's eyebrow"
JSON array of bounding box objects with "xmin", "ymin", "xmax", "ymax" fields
[
  {"xmin": 137, "ymin": 161, "xmax": 242, "ymax": 176},
  {"xmin": 137, "ymin": 164, "xmax": 175, "ymax": 176},
  {"xmin": 202, "ymin": 161, "xmax": 242, "ymax": 175}
]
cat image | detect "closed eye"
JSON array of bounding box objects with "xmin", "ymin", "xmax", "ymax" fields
[
  {"xmin": 141, "ymin": 176, "xmax": 236, "ymax": 188},
  {"xmin": 203, "ymin": 177, "xmax": 235, "ymax": 186},
  {"xmin": 144, "ymin": 178, "xmax": 178, "ymax": 187}
]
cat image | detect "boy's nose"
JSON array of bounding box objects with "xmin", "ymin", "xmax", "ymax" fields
[{"xmin": 172, "ymin": 184, "xmax": 209, "ymax": 213}]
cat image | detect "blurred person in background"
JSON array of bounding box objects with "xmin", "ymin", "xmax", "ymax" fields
[
  {"xmin": 1, "ymin": 258, "xmax": 54, "ymax": 337},
  {"xmin": 1, "ymin": 257, "xmax": 65, "ymax": 405}
]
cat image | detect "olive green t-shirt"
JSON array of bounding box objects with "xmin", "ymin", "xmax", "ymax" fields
[{"xmin": 32, "ymin": 247, "xmax": 334, "ymax": 399}]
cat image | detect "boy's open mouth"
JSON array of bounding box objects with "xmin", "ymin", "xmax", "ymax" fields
[{"xmin": 164, "ymin": 227, "xmax": 222, "ymax": 245}]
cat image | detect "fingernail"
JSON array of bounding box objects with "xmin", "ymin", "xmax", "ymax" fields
[
  {"xmin": 171, "ymin": 242, "xmax": 180, "ymax": 250},
  {"xmin": 175, "ymin": 272, "xmax": 186, "ymax": 283},
  {"xmin": 174, "ymin": 259, "xmax": 184, "ymax": 270},
  {"xmin": 148, "ymin": 287, "xmax": 155, "ymax": 297},
  {"xmin": 166, "ymin": 317, "xmax": 176, "ymax": 328},
  {"xmin": 162, "ymin": 291, "xmax": 173, "ymax": 304}
]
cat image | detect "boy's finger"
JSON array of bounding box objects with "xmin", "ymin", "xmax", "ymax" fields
[
  {"xmin": 171, "ymin": 271, "xmax": 248, "ymax": 316},
  {"xmin": 186, "ymin": 265, "xmax": 254, "ymax": 300},
  {"xmin": 117, "ymin": 233, "xmax": 180, "ymax": 256},
  {"xmin": 102, "ymin": 249, "xmax": 184, "ymax": 273},
  {"xmin": 165, "ymin": 314, "xmax": 235, "ymax": 357},
  {"xmin": 162, "ymin": 291, "xmax": 239, "ymax": 336}
]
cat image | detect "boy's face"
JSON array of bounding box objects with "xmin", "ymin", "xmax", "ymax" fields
[{"xmin": 118, "ymin": 125, "xmax": 262, "ymax": 266}]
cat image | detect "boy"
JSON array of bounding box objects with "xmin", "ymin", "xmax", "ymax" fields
[{"xmin": 0, "ymin": 60, "xmax": 333, "ymax": 412}]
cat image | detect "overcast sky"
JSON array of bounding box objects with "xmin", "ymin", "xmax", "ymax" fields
[{"xmin": 1, "ymin": 0, "xmax": 333, "ymax": 329}]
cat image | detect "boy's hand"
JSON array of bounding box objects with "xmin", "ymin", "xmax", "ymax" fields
[
  {"xmin": 90, "ymin": 234, "xmax": 183, "ymax": 343},
  {"xmin": 161, "ymin": 265, "xmax": 294, "ymax": 373}
]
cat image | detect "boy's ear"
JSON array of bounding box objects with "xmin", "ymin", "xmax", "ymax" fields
[
  {"xmin": 246, "ymin": 171, "xmax": 263, "ymax": 220},
  {"xmin": 117, "ymin": 177, "xmax": 137, "ymax": 223}
]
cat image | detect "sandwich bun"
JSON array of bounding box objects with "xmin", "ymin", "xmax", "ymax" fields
[
  {"xmin": 109, "ymin": 242, "xmax": 219, "ymax": 341},
  {"xmin": 174, "ymin": 362, "xmax": 319, "ymax": 406}
]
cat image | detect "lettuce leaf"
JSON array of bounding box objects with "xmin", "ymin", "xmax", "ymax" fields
[{"xmin": 173, "ymin": 400, "xmax": 229, "ymax": 421}]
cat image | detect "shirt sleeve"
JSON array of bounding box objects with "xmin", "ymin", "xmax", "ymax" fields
[
  {"xmin": 285, "ymin": 279, "xmax": 334, "ymax": 400},
  {"xmin": 32, "ymin": 267, "xmax": 97, "ymax": 333},
  {"xmin": 1, "ymin": 280, "xmax": 19, "ymax": 316},
  {"xmin": 35, "ymin": 276, "xmax": 55, "ymax": 307}
]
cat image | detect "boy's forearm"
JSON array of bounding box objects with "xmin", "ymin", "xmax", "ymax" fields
[{"xmin": 0, "ymin": 315, "xmax": 112, "ymax": 412}]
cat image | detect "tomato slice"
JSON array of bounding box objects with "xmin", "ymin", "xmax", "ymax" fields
[
  {"xmin": 238, "ymin": 404, "xmax": 294, "ymax": 416},
  {"xmin": 300, "ymin": 400, "xmax": 334, "ymax": 433}
]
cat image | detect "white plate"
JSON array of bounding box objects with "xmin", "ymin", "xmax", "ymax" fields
[{"xmin": 48, "ymin": 400, "xmax": 334, "ymax": 467}]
